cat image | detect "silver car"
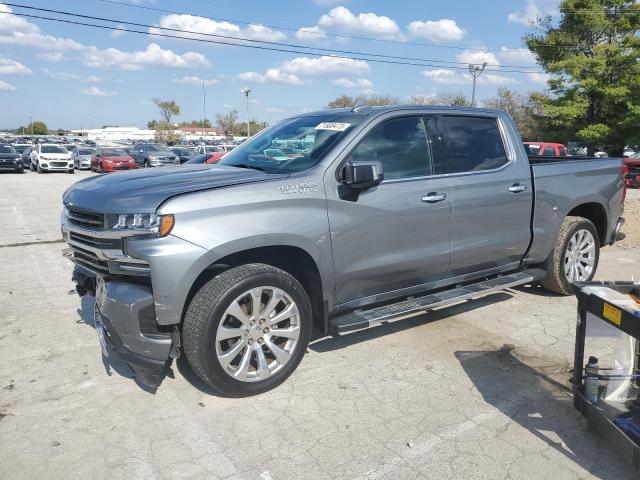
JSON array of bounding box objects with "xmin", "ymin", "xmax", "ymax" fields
[{"xmin": 72, "ymin": 147, "xmax": 95, "ymax": 170}]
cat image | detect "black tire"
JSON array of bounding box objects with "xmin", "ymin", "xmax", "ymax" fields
[
  {"xmin": 68, "ymin": 168, "xmax": 75, "ymax": 174},
  {"xmin": 143, "ymin": 159, "xmax": 150, "ymax": 168},
  {"xmin": 37, "ymin": 163, "xmax": 43, "ymax": 173},
  {"xmin": 183, "ymin": 263, "xmax": 312, "ymax": 397},
  {"xmin": 29, "ymin": 162, "xmax": 34, "ymax": 172},
  {"xmin": 539, "ymin": 216, "xmax": 600, "ymax": 295}
]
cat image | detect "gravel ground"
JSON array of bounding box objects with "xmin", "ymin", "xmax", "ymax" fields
[
  {"xmin": 618, "ymin": 188, "xmax": 640, "ymax": 249},
  {"xmin": 0, "ymin": 170, "xmax": 639, "ymax": 480}
]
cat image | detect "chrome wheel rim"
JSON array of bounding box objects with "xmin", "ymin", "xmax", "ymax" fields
[
  {"xmin": 564, "ymin": 229, "xmax": 596, "ymax": 282},
  {"xmin": 215, "ymin": 286, "xmax": 301, "ymax": 382}
]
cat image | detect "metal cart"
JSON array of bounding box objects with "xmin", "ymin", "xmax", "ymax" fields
[{"xmin": 573, "ymin": 281, "xmax": 640, "ymax": 471}]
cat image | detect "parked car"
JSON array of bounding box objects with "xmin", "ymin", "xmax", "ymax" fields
[
  {"xmin": 91, "ymin": 148, "xmax": 137, "ymax": 173},
  {"xmin": 184, "ymin": 153, "xmax": 219, "ymax": 164},
  {"xmin": 14, "ymin": 144, "xmax": 33, "ymax": 167},
  {"xmin": 170, "ymin": 147, "xmax": 198, "ymax": 164},
  {"xmin": 62, "ymin": 106, "xmax": 625, "ymax": 395},
  {"xmin": 0, "ymin": 144, "xmax": 24, "ymax": 173},
  {"xmin": 624, "ymin": 152, "xmax": 640, "ymax": 189},
  {"xmin": 131, "ymin": 143, "xmax": 179, "ymax": 167},
  {"xmin": 523, "ymin": 142, "xmax": 569, "ymax": 157},
  {"xmin": 72, "ymin": 147, "xmax": 95, "ymax": 170},
  {"xmin": 30, "ymin": 144, "xmax": 73, "ymax": 173},
  {"xmin": 195, "ymin": 145, "xmax": 226, "ymax": 162}
]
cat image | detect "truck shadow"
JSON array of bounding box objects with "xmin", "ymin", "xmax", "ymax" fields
[{"xmin": 455, "ymin": 345, "xmax": 636, "ymax": 479}]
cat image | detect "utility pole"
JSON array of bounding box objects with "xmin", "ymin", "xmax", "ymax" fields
[
  {"xmin": 240, "ymin": 86, "xmax": 251, "ymax": 137},
  {"xmin": 202, "ymin": 81, "xmax": 206, "ymax": 130},
  {"xmin": 29, "ymin": 116, "xmax": 33, "ymax": 138},
  {"xmin": 468, "ymin": 62, "xmax": 487, "ymax": 108}
]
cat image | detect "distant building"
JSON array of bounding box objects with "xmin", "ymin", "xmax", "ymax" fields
[{"xmin": 69, "ymin": 126, "xmax": 226, "ymax": 143}]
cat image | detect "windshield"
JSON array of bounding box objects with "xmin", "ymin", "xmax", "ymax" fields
[
  {"xmin": 41, "ymin": 145, "xmax": 67, "ymax": 154},
  {"xmin": 101, "ymin": 149, "xmax": 128, "ymax": 157},
  {"xmin": 205, "ymin": 146, "xmax": 224, "ymax": 152},
  {"xmin": 0, "ymin": 145, "xmax": 16, "ymax": 154},
  {"xmin": 78, "ymin": 149, "xmax": 94, "ymax": 155},
  {"xmin": 147, "ymin": 144, "xmax": 171, "ymax": 153},
  {"xmin": 220, "ymin": 113, "xmax": 362, "ymax": 173},
  {"xmin": 524, "ymin": 144, "xmax": 541, "ymax": 155},
  {"xmin": 13, "ymin": 145, "xmax": 29, "ymax": 154}
]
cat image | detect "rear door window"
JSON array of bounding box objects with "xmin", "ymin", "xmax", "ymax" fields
[
  {"xmin": 558, "ymin": 147, "xmax": 567, "ymax": 157},
  {"xmin": 542, "ymin": 146, "xmax": 555, "ymax": 156},
  {"xmin": 427, "ymin": 116, "xmax": 508, "ymax": 174},
  {"xmin": 348, "ymin": 116, "xmax": 433, "ymax": 180}
]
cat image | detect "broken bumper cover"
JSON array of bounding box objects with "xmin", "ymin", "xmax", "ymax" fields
[
  {"xmin": 94, "ymin": 275, "xmax": 174, "ymax": 387},
  {"xmin": 609, "ymin": 217, "xmax": 625, "ymax": 245}
]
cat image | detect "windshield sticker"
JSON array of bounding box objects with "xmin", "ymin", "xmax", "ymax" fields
[{"xmin": 315, "ymin": 122, "xmax": 351, "ymax": 132}]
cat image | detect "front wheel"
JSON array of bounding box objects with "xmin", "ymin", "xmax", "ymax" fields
[
  {"xmin": 37, "ymin": 163, "xmax": 43, "ymax": 173},
  {"xmin": 183, "ymin": 264, "xmax": 312, "ymax": 397},
  {"xmin": 539, "ymin": 216, "xmax": 600, "ymax": 295}
]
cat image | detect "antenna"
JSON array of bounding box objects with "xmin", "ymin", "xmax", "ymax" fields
[{"xmin": 351, "ymin": 99, "xmax": 366, "ymax": 112}]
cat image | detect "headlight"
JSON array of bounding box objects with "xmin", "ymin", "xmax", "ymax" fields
[
  {"xmin": 110, "ymin": 213, "xmax": 174, "ymax": 236},
  {"xmin": 148, "ymin": 155, "xmax": 158, "ymax": 160}
]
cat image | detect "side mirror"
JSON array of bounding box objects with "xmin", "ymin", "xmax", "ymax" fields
[{"xmin": 343, "ymin": 160, "xmax": 384, "ymax": 190}]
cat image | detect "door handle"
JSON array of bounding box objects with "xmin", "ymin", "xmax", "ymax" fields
[
  {"xmin": 421, "ymin": 192, "xmax": 447, "ymax": 203},
  {"xmin": 508, "ymin": 184, "xmax": 527, "ymax": 193}
]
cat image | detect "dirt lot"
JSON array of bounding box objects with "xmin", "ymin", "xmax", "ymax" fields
[{"xmin": 0, "ymin": 171, "xmax": 639, "ymax": 480}]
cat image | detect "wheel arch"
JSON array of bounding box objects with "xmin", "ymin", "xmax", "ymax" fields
[
  {"xmin": 567, "ymin": 202, "xmax": 608, "ymax": 245},
  {"xmin": 182, "ymin": 245, "xmax": 327, "ymax": 333}
]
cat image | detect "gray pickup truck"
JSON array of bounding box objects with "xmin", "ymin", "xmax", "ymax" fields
[{"xmin": 61, "ymin": 106, "xmax": 626, "ymax": 395}]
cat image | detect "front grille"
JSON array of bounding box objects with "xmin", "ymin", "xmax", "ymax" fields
[
  {"xmin": 71, "ymin": 245, "xmax": 109, "ymax": 274},
  {"xmin": 69, "ymin": 231, "xmax": 121, "ymax": 250},
  {"xmin": 67, "ymin": 207, "xmax": 105, "ymax": 229},
  {"xmin": 51, "ymin": 161, "xmax": 67, "ymax": 167}
]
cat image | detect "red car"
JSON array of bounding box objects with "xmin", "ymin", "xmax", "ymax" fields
[
  {"xmin": 624, "ymin": 152, "xmax": 640, "ymax": 189},
  {"xmin": 184, "ymin": 153, "xmax": 220, "ymax": 164},
  {"xmin": 523, "ymin": 142, "xmax": 569, "ymax": 157},
  {"xmin": 91, "ymin": 148, "xmax": 137, "ymax": 173}
]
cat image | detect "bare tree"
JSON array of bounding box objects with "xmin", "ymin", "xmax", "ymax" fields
[{"xmin": 215, "ymin": 110, "xmax": 239, "ymax": 137}]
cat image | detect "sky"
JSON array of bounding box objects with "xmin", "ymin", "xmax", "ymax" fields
[{"xmin": 0, "ymin": 0, "xmax": 561, "ymax": 130}]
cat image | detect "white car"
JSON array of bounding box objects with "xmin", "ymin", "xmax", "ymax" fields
[
  {"xmin": 195, "ymin": 145, "xmax": 225, "ymax": 155},
  {"xmin": 30, "ymin": 144, "xmax": 74, "ymax": 173}
]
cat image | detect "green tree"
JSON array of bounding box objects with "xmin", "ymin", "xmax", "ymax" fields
[
  {"xmin": 154, "ymin": 121, "xmax": 180, "ymax": 145},
  {"xmin": 483, "ymin": 88, "xmax": 545, "ymax": 140},
  {"xmin": 235, "ymin": 120, "xmax": 268, "ymax": 137},
  {"xmin": 153, "ymin": 98, "xmax": 181, "ymax": 123},
  {"xmin": 179, "ymin": 119, "xmax": 212, "ymax": 128},
  {"xmin": 409, "ymin": 92, "xmax": 471, "ymax": 107},
  {"xmin": 215, "ymin": 110, "xmax": 239, "ymax": 137},
  {"xmin": 326, "ymin": 94, "xmax": 399, "ymax": 109},
  {"xmin": 28, "ymin": 120, "xmax": 48, "ymax": 135},
  {"xmin": 147, "ymin": 119, "xmax": 158, "ymax": 129},
  {"xmin": 525, "ymin": 0, "xmax": 640, "ymax": 155}
]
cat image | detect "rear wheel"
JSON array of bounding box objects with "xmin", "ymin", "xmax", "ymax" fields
[
  {"xmin": 540, "ymin": 216, "xmax": 600, "ymax": 295},
  {"xmin": 183, "ymin": 264, "xmax": 312, "ymax": 397},
  {"xmin": 29, "ymin": 162, "xmax": 34, "ymax": 172}
]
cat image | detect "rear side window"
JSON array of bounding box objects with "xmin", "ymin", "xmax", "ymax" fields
[
  {"xmin": 542, "ymin": 146, "xmax": 555, "ymax": 156},
  {"xmin": 558, "ymin": 147, "xmax": 567, "ymax": 157},
  {"xmin": 349, "ymin": 116, "xmax": 432, "ymax": 180},
  {"xmin": 429, "ymin": 116, "xmax": 508, "ymax": 174}
]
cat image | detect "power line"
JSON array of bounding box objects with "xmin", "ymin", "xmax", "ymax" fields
[
  {"xmin": 3, "ymin": 3, "xmax": 543, "ymax": 70},
  {"xmin": 4, "ymin": 10, "xmax": 544, "ymax": 74},
  {"xmin": 95, "ymin": 0, "xmax": 583, "ymax": 53}
]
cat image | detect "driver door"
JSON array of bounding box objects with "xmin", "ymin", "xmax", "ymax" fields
[{"xmin": 325, "ymin": 115, "xmax": 452, "ymax": 308}]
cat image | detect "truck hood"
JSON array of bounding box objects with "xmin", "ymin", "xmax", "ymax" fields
[{"xmin": 63, "ymin": 164, "xmax": 288, "ymax": 214}]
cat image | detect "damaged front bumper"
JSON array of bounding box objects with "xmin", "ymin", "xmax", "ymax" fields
[{"xmin": 75, "ymin": 266, "xmax": 176, "ymax": 387}]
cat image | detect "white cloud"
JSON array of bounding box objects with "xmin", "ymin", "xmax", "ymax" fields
[
  {"xmin": 43, "ymin": 68, "xmax": 101, "ymax": 82},
  {"xmin": 0, "ymin": 79, "xmax": 15, "ymax": 91},
  {"xmin": 507, "ymin": 1, "xmax": 559, "ymax": 25},
  {"xmin": 456, "ymin": 50, "xmax": 500, "ymax": 66},
  {"xmin": 173, "ymin": 75, "xmax": 219, "ymax": 86},
  {"xmin": 497, "ymin": 47, "xmax": 537, "ymax": 64},
  {"xmin": 83, "ymin": 43, "xmax": 209, "ymax": 70},
  {"xmin": 332, "ymin": 77, "xmax": 374, "ymax": 94},
  {"xmin": 222, "ymin": 103, "xmax": 235, "ymax": 109},
  {"xmin": 0, "ymin": 4, "xmax": 39, "ymax": 34},
  {"xmin": 110, "ymin": 25, "xmax": 127, "ymax": 38},
  {"xmin": 421, "ymin": 68, "xmax": 468, "ymax": 85},
  {"xmin": 280, "ymin": 55, "xmax": 370, "ymax": 76},
  {"xmin": 295, "ymin": 26, "xmax": 328, "ymax": 42},
  {"xmin": 80, "ymin": 86, "xmax": 117, "ymax": 97},
  {"xmin": 528, "ymin": 72, "xmax": 551, "ymax": 83},
  {"xmin": 305, "ymin": 6, "xmax": 400, "ymax": 40},
  {"xmin": 407, "ymin": 19, "xmax": 464, "ymax": 43},
  {"xmin": 36, "ymin": 52, "xmax": 65, "ymax": 62},
  {"xmin": 151, "ymin": 14, "xmax": 286, "ymax": 43},
  {"xmin": 421, "ymin": 68, "xmax": 516, "ymax": 85},
  {"xmin": 0, "ymin": 58, "xmax": 31, "ymax": 75},
  {"xmin": 266, "ymin": 107, "xmax": 286, "ymax": 113},
  {"xmin": 237, "ymin": 68, "xmax": 305, "ymax": 85}
]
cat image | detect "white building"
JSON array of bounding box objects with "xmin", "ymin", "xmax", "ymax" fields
[{"xmin": 70, "ymin": 127, "xmax": 155, "ymax": 143}]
